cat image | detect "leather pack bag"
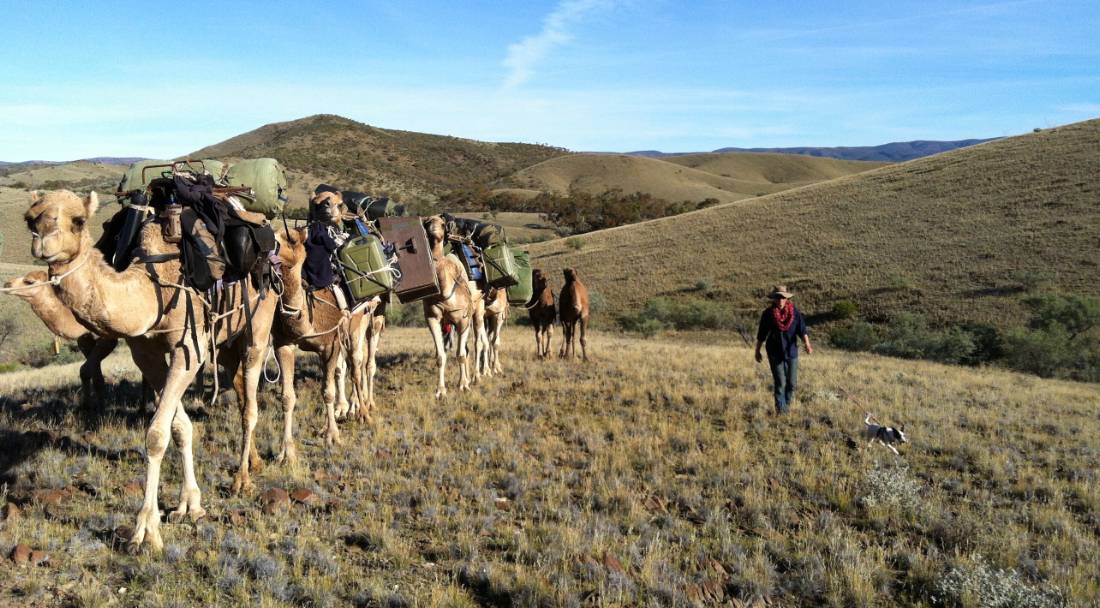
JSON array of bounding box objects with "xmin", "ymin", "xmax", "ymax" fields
[{"xmin": 378, "ymin": 216, "xmax": 439, "ymax": 303}]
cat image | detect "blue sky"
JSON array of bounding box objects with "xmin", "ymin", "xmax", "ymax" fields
[{"xmin": 1, "ymin": 0, "xmax": 1097, "ymax": 159}]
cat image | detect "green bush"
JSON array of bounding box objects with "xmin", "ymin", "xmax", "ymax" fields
[
  {"xmin": 383, "ymin": 302, "xmax": 423, "ymax": 328},
  {"xmin": 617, "ymin": 316, "xmax": 668, "ymax": 338},
  {"xmin": 565, "ymin": 236, "xmax": 584, "ymax": 250},
  {"xmin": 829, "ymin": 314, "xmax": 977, "ymax": 365},
  {"xmin": 829, "ymin": 321, "xmax": 881, "ymax": 351},
  {"xmin": 832, "ymin": 300, "xmax": 858, "ymax": 320},
  {"xmin": 618, "ymin": 297, "xmax": 731, "ymax": 335}
]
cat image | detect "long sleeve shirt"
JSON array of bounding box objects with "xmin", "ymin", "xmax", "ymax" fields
[{"xmin": 756, "ymin": 305, "xmax": 808, "ymax": 362}]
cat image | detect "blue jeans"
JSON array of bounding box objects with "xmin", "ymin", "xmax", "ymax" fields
[{"xmin": 769, "ymin": 357, "xmax": 799, "ymax": 414}]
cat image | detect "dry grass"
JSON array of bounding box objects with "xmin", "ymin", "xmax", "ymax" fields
[
  {"xmin": 527, "ymin": 119, "xmax": 1100, "ymax": 332},
  {"xmin": 0, "ymin": 328, "xmax": 1097, "ymax": 606},
  {"xmin": 504, "ymin": 153, "xmax": 882, "ymax": 205},
  {"xmin": 0, "ymin": 162, "xmax": 120, "ymax": 192}
]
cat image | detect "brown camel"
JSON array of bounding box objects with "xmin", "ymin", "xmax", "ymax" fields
[
  {"xmin": 422, "ymin": 215, "xmax": 478, "ymax": 397},
  {"xmin": 24, "ymin": 189, "xmax": 280, "ymax": 553},
  {"xmin": 527, "ymin": 269, "xmax": 556, "ymax": 359},
  {"xmin": 558, "ymin": 267, "xmax": 589, "ymax": 361},
  {"xmin": 269, "ymin": 220, "xmax": 384, "ymax": 466},
  {"xmin": 3, "ymin": 271, "xmax": 119, "ymax": 405},
  {"xmin": 480, "ymin": 287, "xmax": 509, "ymax": 376}
]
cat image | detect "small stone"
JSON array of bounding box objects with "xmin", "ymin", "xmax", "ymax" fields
[
  {"xmin": 494, "ymin": 497, "xmax": 511, "ymax": 511},
  {"xmin": 289, "ymin": 488, "xmax": 317, "ymax": 505},
  {"xmin": 2, "ymin": 503, "xmax": 21, "ymax": 522},
  {"xmin": 29, "ymin": 550, "xmax": 49, "ymax": 567},
  {"xmin": 113, "ymin": 526, "xmax": 134, "ymax": 545},
  {"xmin": 10, "ymin": 544, "xmax": 32, "ymax": 565}
]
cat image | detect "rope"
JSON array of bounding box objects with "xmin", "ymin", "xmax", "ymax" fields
[
  {"xmin": 0, "ymin": 255, "xmax": 89, "ymax": 295},
  {"xmin": 263, "ymin": 344, "xmax": 281, "ymax": 385}
]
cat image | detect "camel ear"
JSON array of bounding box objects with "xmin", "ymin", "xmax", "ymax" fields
[
  {"xmin": 85, "ymin": 192, "xmax": 99, "ymax": 217},
  {"xmin": 30, "ymin": 190, "xmax": 40, "ymax": 203}
]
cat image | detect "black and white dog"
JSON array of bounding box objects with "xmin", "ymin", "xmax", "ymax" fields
[{"xmin": 864, "ymin": 413, "xmax": 908, "ymax": 455}]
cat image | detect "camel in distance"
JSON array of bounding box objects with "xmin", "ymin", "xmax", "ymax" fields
[{"xmin": 558, "ymin": 267, "xmax": 589, "ymax": 361}]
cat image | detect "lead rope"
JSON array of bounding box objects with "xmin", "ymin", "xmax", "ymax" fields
[{"xmin": 263, "ymin": 344, "xmax": 281, "ymax": 385}]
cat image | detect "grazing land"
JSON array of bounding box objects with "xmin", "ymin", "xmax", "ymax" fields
[
  {"xmin": 528, "ymin": 119, "xmax": 1100, "ymax": 333},
  {"xmin": 0, "ymin": 329, "xmax": 1097, "ymax": 607}
]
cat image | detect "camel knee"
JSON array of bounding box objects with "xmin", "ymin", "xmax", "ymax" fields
[{"xmin": 146, "ymin": 427, "xmax": 171, "ymax": 459}]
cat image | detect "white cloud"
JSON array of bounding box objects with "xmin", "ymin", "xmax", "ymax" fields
[{"xmin": 502, "ymin": 0, "xmax": 615, "ymax": 88}]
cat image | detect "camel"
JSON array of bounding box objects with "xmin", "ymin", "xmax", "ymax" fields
[
  {"xmin": 527, "ymin": 269, "xmax": 556, "ymax": 359},
  {"xmin": 268, "ymin": 207, "xmax": 385, "ymax": 466},
  {"xmin": 23, "ymin": 189, "xmax": 281, "ymax": 552},
  {"xmin": 3, "ymin": 271, "xmax": 119, "ymax": 405},
  {"xmin": 422, "ymin": 215, "xmax": 478, "ymax": 398},
  {"xmin": 480, "ymin": 287, "xmax": 509, "ymax": 376},
  {"xmin": 558, "ymin": 267, "xmax": 589, "ymax": 361}
]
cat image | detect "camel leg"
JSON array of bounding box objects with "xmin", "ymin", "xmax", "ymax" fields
[
  {"xmin": 346, "ymin": 318, "xmax": 367, "ymax": 422},
  {"xmin": 544, "ymin": 323, "xmax": 554, "ymax": 360},
  {"xmin": 334, "ymin": 356, "xmax": 351, "ymax": 420},
  {"xmin": 579, "ymin": 316, "xmax": 589, "ymax": 362},
  {"xmin": 274, "ymin": 344, "xmax": 299, "ymax": 465},
  {"xmin": 472, "ymin": 307, "xmax": 488, "ymax": 380},
  {"xmin": 167, "ymin": 406, "xmax": 205, "ymax": 523},
  {"xmin": 357, "ymin": 317, "xmax": 382, "ymax": 424},
  {"xmin": 427, "ymin": 317, "xmax": 448, "ymax": 399},
  {"xmin": 77, "ymin": 336, "xmax": 118, "ymax": 408},
  {"xmin": 231, "ymin": 342, "xmax": 267, "ymax": 495},
  {"xmin": 457, "ymin": 322, "xmax": 472, "ymax": 392},
  {"xmin": 491, "ymin": 315, "xmax": 504, "ymax": 374},
  {"xmin": 130, "ymin": 344, "xmax": 202, "ymax": 553},
  {"xmin": 223, "ymin": 352, "xmax": 262, "ymax": 479},
  {"xmin": 559, "ymin": 322, "xmax": 571, "ymax": 359},
  {"xmin": 321, "ymin": 347, "xmax": 342, "ymax": 447}
]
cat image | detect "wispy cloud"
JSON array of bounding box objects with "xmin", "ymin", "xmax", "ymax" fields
[{"xmin": 503, "ymin": 0, "xmax": 614, "ymax": 88}]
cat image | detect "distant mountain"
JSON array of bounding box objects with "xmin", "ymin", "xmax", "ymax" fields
[
  {"xmin": 79, "ymin": 157, "xmax": 146, "ymax": 165},
  {"xmin": 626, "ymin": 139, "xmax": 996, "ymax": 162}
]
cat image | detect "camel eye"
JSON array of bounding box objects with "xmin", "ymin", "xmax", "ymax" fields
[{"xmin": 72, "ymin": 217, "xmax": 86, "ymax": 230}]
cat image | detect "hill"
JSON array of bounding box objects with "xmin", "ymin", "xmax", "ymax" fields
[
  {"xmin": 627, "ymin": 138, "xmax": 996, "ymax": 162},
  {"xmin": 0, "ymin": 329, "xmax": 1096, "ymax": 605},
  {"xmin": 527, "ymin": 119, "xmax": 1100, "ymax": 332},
  {"xmin": 504, "ymin": 153, "xmax": 883, "ymax": 204},
  {"xmin": 0, "ymin": 161, "xmax": 122, "ymax": 191},
  {"xmin": 189, "ymin": 114, "xmax": 569, "ymax": 204}
]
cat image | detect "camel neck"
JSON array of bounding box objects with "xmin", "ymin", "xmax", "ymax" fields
[{"xmin": 51, "ymin": 242, "xmax": 163, "ymax": 337}]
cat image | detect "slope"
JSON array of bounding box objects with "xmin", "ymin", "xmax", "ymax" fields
[
  {"xmin": 527, "ymin": 119, "xmax": 1099, "ymax": 330},
  {"xmin": 505, "ymin": 152, "xmax": 882, "ymax": 204},
  {"xmin": 189, "ymin": 114, "xmax": 569, "ymax": 204}
]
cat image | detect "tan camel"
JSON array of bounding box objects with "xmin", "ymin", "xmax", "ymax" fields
[
  {"xmin": 269, "ymin": 220, "xmax": 384, "ymax": 466},
  {"xmin": 422, "ymin": 215, "xmax": 478, "ymax": 397},
  {"xmin": 527, "ymin": 269, "xmax": 556, "ymax": 359},
  {"xmin": 481, "ymin": 288, "xmax": 509, "ymax": 376},
  {"xmin": 558, "ymin": 267, "xmax": 590, "ymax": 361},
  {"xmin": 3, "ymin": 271, "xmax": 119, "ymax": 405},
  {"xmin": 24, "ymin": 189, "xmax": 280, "ymax": 552}
]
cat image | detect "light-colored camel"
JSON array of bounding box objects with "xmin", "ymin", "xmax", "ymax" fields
[
  {"xmin": 3, "ymin": 271, "xmax": 119, "ymax": 405},
  {"xmin": 558, "ymin": 267, "xmax": 589, "ymax": 361},
  {"xmin": 24, "ymin": 189, "xmax": 280, "ymax": 553},
  {"xmin": 527, "ymin": 269, "xmax": 556, "ymax": 359},
  {"xmin": 480, "ymin": 287, "xmax": 509, "ymax": 376},
  {"xmin": 422, "ymin": 215, "xmax": 478, "ymax": 398},
  {"xmin": 269, "ymin": 220, "xmax": 384, "ymax": 466}
]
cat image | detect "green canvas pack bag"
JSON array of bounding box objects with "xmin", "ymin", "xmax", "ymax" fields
[
  {"xmin": 224, "ymin": 158, "xmax": 289, "ymax": 217},
  {"xmin": 483, "ymin": 243, "xmax": 519, "ymax": 288},
  {"xmin": 338, "ymin": 234, "xmax": 393, "ymax": 301},
  {"xmin": 506, "ymin": 249, "xmax": 534, "ymax": 305}
]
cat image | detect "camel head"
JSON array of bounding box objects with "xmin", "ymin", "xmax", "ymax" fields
[
  {"xmin": 25, "ymin": 190, "xmax": 98, "ymax": 264},
  {"xmin": 563, "ymin": 267, "xmax": 579, "ymax": 283},
  {"xmin": 532, "ymin": 268, "xmax": 548, "ymax": 292},
  {"xmin": 308, "ymin": 191, "xmax": 346, "ymax": 225},
  {"xmin": 3, "ymin": 270, "xmax": 49, "ymax": 299},
  {"xmin": 275, "ymin": 226, "xmax": 308, "ymax": 272},
  {"xmin": 423, "ymin": 215, "xmax": 447, "ymax": 244}
]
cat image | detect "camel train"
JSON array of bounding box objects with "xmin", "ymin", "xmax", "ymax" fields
[{"xmin": 1, "ymin": 160, "xmax": 591, "ymax": 553}]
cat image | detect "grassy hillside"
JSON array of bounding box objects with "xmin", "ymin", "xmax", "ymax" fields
[
  {"xmin": 189, "ymin": 115, "xmax": 569, "ymax": 204},
  {"xmin": 527, "ymin": 119, "xmax": 1100, "ymax": 333},
  {"xmin": 0, "ymin": 329, "xmax": 1096, "ymax": 606},
  {"xmin": 0, "ymin": 162, "xmax": 120, "ymax": 192},
  {"xmin": 504, "ymin": 153, "xmax": 883, "ymax": 205}
]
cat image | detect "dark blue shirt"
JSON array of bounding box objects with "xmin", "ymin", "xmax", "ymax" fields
[{"xmin": 756, "ymin": 305, "xmax": 808, "ymax": 362}]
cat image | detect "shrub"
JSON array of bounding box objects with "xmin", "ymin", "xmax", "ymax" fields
[
  {"xmin": 830, "ymin": 321, "xmax": 881, "ymax": 351},
  {"xmin": 934, "ymin": 554, "xmax": 1064, "ymax": 608},
  {"xmin": 861, "ymin": 464, "xmax": 922, "ymax": 512},
  {"xmin": 832, "ymin": 300, "xmax": 858, "ymax": 320},
  {"xmin": 618, "ymin": 297, "xmax": 732, "ymax": 336},
  {"xmin": 617, "ymin": 316, "xmax": 668, "ymax": 338},
  {"xmin": 694, "ymin": 278, "xmax": 713, "ymax": 293},
  {"xmin": 384, "ymin": 302, "xmax": 423, "ymax": 328},
  {"xmin": 565, "ymin": 236, "xmax": 584, "ymax": 250},
  {"xmin": 588, "ymin": 290, "xmax": 607, "ymax": 316}
]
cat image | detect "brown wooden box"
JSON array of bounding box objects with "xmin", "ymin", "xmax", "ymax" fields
[{"xmin": 378, "ymin": 217, "xmax": 440, "ymax": 303}]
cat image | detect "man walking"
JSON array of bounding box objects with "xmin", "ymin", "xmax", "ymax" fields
[{"xmin": 755, "ymin": 285, "xmax": 813, "ymax": 414}]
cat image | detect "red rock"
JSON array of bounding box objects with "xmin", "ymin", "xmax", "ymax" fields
[
  {"xmin": 1, "ymin": 503, "xmax": 21, "ymax": 522},
  {"xmin": 602, "ymin": 552, "xmax": 626, "ymax": 576},
  {"xmin": 260, "ymin": 488, "xmax": 289, "ymax": 514},
  {"xmin": 29, "ymin": 550, "xmax": 49, "ymax": 567},
  {"xmin": 10, "ymin": 544, "xmax": 31, "ymax": 565},
  {"xmin": 32, "ymin": 489, "xmax": 68, "ymax": 506},
  {"xmin": 289, "ymin": 488, "xmax": 317, "ymax": 505}
]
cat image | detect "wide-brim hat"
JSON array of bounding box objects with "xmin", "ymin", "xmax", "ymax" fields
[{"xmin": 768, "ymin": 285, "xmax": 793, "ymax": 299}]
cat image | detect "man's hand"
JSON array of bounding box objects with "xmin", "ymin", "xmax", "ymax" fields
[
  {"xmin": 754, "ymin": 350, "xmax": 763, "ymax": 363},
  {"xmin": 804, "ymin": 337, "xmax": 814, "ymax": 355}
]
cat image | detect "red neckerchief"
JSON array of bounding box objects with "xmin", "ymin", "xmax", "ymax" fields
[{"xmin": 772, "ymin": 300, "xmax": 794, "ymax": 332}]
